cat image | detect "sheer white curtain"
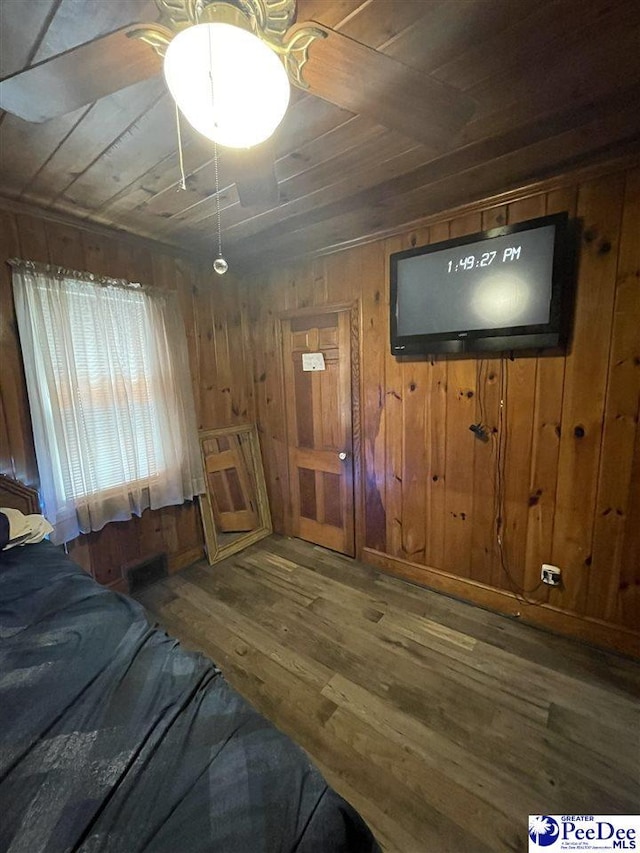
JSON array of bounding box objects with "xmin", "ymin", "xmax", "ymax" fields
[{"xmin": 11, "ymin": 260, "xmax": 205, "ymax": 544}]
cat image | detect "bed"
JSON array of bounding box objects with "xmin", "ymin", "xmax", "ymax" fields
[{"xmin": 0, "ymin": 475, "xmax": 380, "ymax": 852}]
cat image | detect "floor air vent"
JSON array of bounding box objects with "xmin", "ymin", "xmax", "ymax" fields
[{"xmin": 124, "ymin": 553, "xmax": 168, "ymax": 593}]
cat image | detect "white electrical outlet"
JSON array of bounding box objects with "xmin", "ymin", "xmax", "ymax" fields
[{"xmin": 541, "ymin": 563, "xmax": 562, "ymax": 586}]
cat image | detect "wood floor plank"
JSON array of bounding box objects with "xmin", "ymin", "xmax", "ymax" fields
[{"xmin": 136, "ymin": 535, "xmax": 640, "ymax": 853}]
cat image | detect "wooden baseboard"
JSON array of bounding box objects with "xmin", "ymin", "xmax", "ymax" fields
[
  {"xmin": 169, "ymin": 546, "xmax": 205, "ymax": 574},
  {"xmin": 362, "ymin": 548, "xmax": 640, "ymax": 659},
  {"xmin": 104, "ymin": 576, "xmax": 128, "ymax": 593}
]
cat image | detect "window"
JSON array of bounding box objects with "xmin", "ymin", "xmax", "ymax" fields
[{"xmin": 12, "ymin": 261, "xmax": 204, "ymax": 544}]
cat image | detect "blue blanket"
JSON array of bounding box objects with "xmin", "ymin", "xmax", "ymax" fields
[{"xmin": 0, "ymin": 541, "xmax": 379, "ymax": 852}]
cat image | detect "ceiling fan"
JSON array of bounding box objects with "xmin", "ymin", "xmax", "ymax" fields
[{"xmin": 0, "ymin": 0, "xmax": 475, "ymax": 207}]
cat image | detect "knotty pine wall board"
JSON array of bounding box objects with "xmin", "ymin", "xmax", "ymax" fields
[{"xmin": 235, "ymin": 162, "xmax": 640, "ymax": 656}]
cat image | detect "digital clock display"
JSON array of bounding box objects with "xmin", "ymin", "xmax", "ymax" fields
[
  {"xmin": 446, "ymin": 245, "xmax": 522, "ymax": 273},
  {"xmin": 395, "ymin": 224, "xmax": 556, "ymax": 337}
]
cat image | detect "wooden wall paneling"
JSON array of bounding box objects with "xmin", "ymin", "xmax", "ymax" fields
[
  {"xmin": 0, "ymin": 210, "xmax": 37, "ymax": 485},
  {"xmin": 498, "ymin": 354, "xmax": 537, "ymax": 592},
  {"xmin": 80, "ymin": 230, "xmax": 114, "ymax": 277},
  {"xmin": 239, "ymin": 285, "xmax": 256, "ymax": 423},
  {"xmin": 311, "ymin": 256, "xmax": 329, "ymax": 307},
  {"xmin": 549, "ymin": 173, "xmax": 626, "ymax": 614},
  {"xmin": 292, "ymin": 259, "xmax": 319, "ymax": 312},
  {"xmin": 423, "ymin": 220, "xmax": 450, "ymax": 571},
  {"xmin": 384, "ymin": 234, "xmax": 407, "ymax": 560},
  {"xmin": 44, "ymin": 219, "xmax": 86, "ymax": 268},
  {"xmin": 401, "ymin": 351, "xmax": 428, "ymax": 564},
  {"xmin": 324, "ymin": 245, "xmax": 356, "ymax": 306},
  {"xmin": 234, "ymin": 162, "xmax": 640, "ymax": 653},
  {"xmin": 202, "ymin": 274, "xmax": 237, "ymax": 427},
  {"xmin": 425, "ymin": 356, "xmax": 448, "ymax": 571},
  {"xmin": 399, "ymin": 226, "xmax": 430, "ymax": 565},
  {"xmin": 87, "ymin": 518, "xmax": 139, "ymax": 588},
  {"xmin": 159, "ymin": 504, "xmax": 180, "ymax": 564},
  {"xmin": 360, "ymin": 241, "xmax": 387, "ymax": 553},
  {"xmin": 441, "ymin": 212, "xmax": 482, "ymax": 578},
  {"xmin": 469, "ymin": 205, "xmax": 506, "ymax": 585},
  {"xmin": 175, "ymin": 257, "xmax": 202, "ymax": 424},
  {"xmin": 192, "ymin": 264, "xmax": 254, "ymax": 430},
  {"xmin": 279, "ymin": 265, "xmax": 299, "ymax": 313},
  {"xmin": 349, "ymin": 249, "xmax": 367, "ymax": 559},
  {"xmin": 216, "ymin": 275, "xmax": 244, "ymax": 424},
  {"xmin": 195, "ymin": 274, "xmax": 219, "ymax": 428},
  {"xmin": 618, "ymin": 422, "xmax": 640, "ymax": 630},
  {"xmin": 253, "ymin": 270, "xmax": 289, "ymax": 534},
  {"xmin": 226, "ymin": 278, "xmax": 253, "ymax": 423},
  {"xmin": 425, "ymin": 221, "xmax": 450, "ymax": 568},
  {"xmin": 521, "ymin": 185, "xmax": 577, "ymax": 599},
  {"xmin": 171, "ymin": 499, "xmax": 206, "ymax": 572},
  {"xmin": 493, "ymin": 195, "xmax": 546, "ymax": 592},
  {"xmin": 129, "ymin": 241, "xmax": 156, "ymax": 285},
  {"xmin": 442, "ymin": 357, "xmax": 475, "ymax": 577},
  {"xmin": 587, "ymin": 167, "xmax": 640, "ymax": 623},
  {"xmin": 521, "ymin": 349, "xmax": 564, "ymax": 603},
  {"xmin": 15, "ymin": 211, "xmax": 51, "ymax": 264}
]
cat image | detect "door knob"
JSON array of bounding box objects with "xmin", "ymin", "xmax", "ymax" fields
[{"xmin": 338, "ymin": 451, "xmax": 347, "ymax": 460}]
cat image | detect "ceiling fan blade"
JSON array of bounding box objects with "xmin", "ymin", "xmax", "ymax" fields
[
  {"xmin": 0, "ymin": 26, "xmax": 163, "ymax": 123},
  {"xmin": 224, "ymin": 141, "xmax": 279, "ymax": 208},
  {"xmin": 291, "ymin": 24, "xmax": 476, "ymax": 149}
]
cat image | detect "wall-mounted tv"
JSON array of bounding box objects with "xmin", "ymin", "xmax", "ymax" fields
[{"xmin": 390, "ymin": 212, "xmax": 575, "ymax": 356}]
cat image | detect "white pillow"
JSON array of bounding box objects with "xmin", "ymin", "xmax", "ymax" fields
[{"xmin": 0, "ymin": 507, "xmax": 53, "ymax": 550}]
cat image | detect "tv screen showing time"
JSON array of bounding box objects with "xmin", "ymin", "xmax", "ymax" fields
[{"xmin": 390, "ymin": 212, "xmax": 574, "ymax": 355}]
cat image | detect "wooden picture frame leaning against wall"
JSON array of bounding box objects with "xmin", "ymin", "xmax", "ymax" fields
[{"xmin": 198, "ymin": 424, "xmax": 272, "ymax": 565}]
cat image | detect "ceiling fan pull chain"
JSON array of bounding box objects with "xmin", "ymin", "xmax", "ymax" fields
[
  {"xmin": 212, "ymin": 140, "xmax": 228, "ymax": 275},
  {"xmin": 175, "ymin": 103, "xmax": 187, "ymax": 191},
  {"xmin": 203, "ymin": 17, "xmax": 227, "ymax": 275}
]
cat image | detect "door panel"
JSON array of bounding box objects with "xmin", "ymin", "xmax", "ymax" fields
[
  {"xmin": 282, "ymin": 310, "xmax": 355, "ymax": 556},
  {"xmin": 202, "ymin": 434, "xmax": 259, "ymax": 532}
]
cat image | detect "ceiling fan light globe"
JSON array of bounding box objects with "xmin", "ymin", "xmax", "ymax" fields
[{"xmin": 164, "ymin": 22, "xmax": 290, "ymax": 149}]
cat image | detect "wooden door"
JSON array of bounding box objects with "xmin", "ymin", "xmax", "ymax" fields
[{"xmin": 282, "ymin": 311, "xmax": 355, "ymax": 556}]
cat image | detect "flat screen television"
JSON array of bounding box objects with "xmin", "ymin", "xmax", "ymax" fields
[{"xmin": 390, "ymin": 212, "xmax": 575, "ymax": 355}]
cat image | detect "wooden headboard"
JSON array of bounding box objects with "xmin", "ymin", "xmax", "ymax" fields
[{"xmin": 0, "ymin": 475, "xmax": 40, "ymax": 514}]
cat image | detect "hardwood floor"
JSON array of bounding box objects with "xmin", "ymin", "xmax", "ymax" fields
[{"xmin": 135, "ymin": 535, "xmax": 640, "ymax": 853}]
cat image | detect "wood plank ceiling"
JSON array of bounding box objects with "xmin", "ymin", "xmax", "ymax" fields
[{"xmin": 1, "ymin": 0, "xmax": 640, "ymax": 272}]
